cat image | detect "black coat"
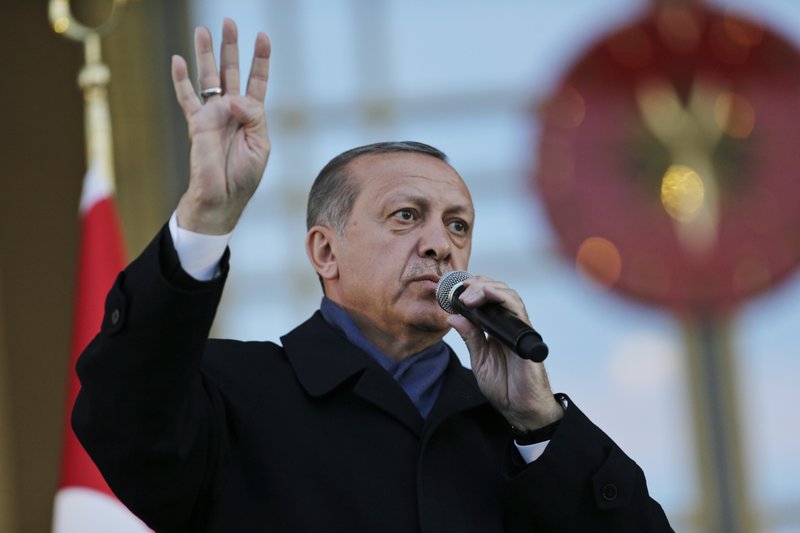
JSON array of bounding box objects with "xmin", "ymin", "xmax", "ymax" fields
[{"xmin": 72, "ymin": 227, "xmax": 673, "ymax": 532}]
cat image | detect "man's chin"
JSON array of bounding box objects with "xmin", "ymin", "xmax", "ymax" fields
[
  {"xmin": 400, "ymin": 291, "xmax": 451, "ymax": 331},
  {"xmin": 409, "ymin": 308, "xmax": 451, "ymax": 334}
]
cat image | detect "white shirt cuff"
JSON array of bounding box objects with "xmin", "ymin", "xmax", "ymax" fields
[
  {"xmin": 168, "ymin": 211, "xmax": 232, "ymax": 281},
  {"xmin": 515, "ymin": 440, "xmax": 550, "ymax": 464}
]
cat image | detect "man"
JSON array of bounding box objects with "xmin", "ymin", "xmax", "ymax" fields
[{"xmin": 73, "ymin": 19, "xmax": 673, "ymax": 532}]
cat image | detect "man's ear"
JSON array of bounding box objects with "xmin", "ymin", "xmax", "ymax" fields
[{"xmin": 305, "ymin": 225, "xmax": 339, "ymax": 281}]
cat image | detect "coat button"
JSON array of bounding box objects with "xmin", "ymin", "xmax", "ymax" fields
[
  {"xmin": 111, "ymin": 308, "xmax": 121, "ymax": 325},
  {"xmin": 601, "ymin": 483, "xmax": 618, "ymax": 501}
]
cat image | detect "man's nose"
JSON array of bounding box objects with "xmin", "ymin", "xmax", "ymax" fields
[{"xmin": 419, "ymin": 221, "xmax": 451, "ymax": 261}]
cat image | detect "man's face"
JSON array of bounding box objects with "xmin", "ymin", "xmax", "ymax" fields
[{"xmin": 329, "ymin": 152, "xmax": 474, "ymax": 343}]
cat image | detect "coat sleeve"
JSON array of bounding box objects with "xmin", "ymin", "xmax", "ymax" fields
[
  {"xmin": 504, "ymin": 396, "xmax": 674, "ymax": 532},
  {"xmin": 72, "ymin": 224, "xmax": 230, "ymax": 532}
]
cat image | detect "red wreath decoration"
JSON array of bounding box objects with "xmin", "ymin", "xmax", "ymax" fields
[{"xmin": 535, "ymin": 1, "xmax": 800, "ymax": 314}]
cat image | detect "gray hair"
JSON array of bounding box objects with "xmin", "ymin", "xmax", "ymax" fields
[{"xmin": 306, "ymin": 141, "xmax": 448, "ymax": 233}]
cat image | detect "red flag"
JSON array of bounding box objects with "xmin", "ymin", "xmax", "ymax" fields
[{"xmin": 52, "ymin": 163, "xmax": 149, "ymax": 532}]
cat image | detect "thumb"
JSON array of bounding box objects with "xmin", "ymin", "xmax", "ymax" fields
[{"xmin": 230, "ymin": 96, "xmax": 265, "ymax": 127}]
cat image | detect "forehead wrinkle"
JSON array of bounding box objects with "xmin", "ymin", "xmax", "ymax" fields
[
  {"xmin": 380, "ymin": 191, "xmax": 430, "ymax": 210},
  {"xmin": 375, "ymin": 177, "xmax": 472, "ymax": 207}
]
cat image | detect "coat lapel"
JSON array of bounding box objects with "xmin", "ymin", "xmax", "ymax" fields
[
  {"xmin": 425, "ymin": 353, "xmax": 490, "ymax": 433},
  {"xmin": 281, "ymin": 312, "xmax": 424, "ymax": 435}
]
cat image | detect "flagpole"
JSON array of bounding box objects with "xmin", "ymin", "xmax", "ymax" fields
[
  {"xmin": 49, "ymin": 0, "xmax": 133, "ymax": 186},
  {"xmin": 49, "ymin": 2, "xmax": 148, "ymax": 531}
]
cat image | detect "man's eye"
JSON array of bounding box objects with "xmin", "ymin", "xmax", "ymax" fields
[
  {"xmin": 449, "ymin": 220, "xmax": 468, "ymax": 233},
  {"xmin": 393, "ymin": 209, "xmax": 416, "ymax": 221}
]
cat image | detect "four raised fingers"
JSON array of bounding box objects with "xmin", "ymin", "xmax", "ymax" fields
[{"xmin": 172, "ymin": 20, "xmax": 269, "ymax": 107}]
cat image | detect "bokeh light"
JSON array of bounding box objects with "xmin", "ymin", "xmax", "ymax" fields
[
  {"xmin": 575, "ymin": 236, "xmax": 623, "ymax": 288},
  {"xmin": 609, "ymin": 332, "xmax": 681, "ymax": 390},
  {"xmin": 661, "ymin": 164, "xmax": 706, "ymax": 222},
  {"xmin": 53, "ymin": 17, "xmax": 70, "ymax": 34},
  {"xmin": 715, "ymin": 92, "xmax": 756, "ymax": 139},
  {"xmin": 544, "ymin": 85, "xmax": 586, "ymax": 129},
  {"xmin": 723, "ymin": 9, "xmax": 764, "ymax": 48},
  {"xmin": 656, "ymin": 5, "xmax": 702, "ymax": 53}
]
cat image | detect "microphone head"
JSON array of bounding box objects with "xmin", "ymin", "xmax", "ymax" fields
[{"xmin": 436, "ymin": 270, "xmax": 472, "ymax": 313}]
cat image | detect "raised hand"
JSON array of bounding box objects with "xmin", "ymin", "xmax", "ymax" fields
[
  {"xmin": 446, "ymin": 277, "xmax": 564, "ymax": 431},
  {"xmin": 172, "ymin": 18, "xmax": 271, "ymax": 235}
]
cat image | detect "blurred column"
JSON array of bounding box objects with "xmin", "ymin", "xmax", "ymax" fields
[
  {"xmin": 684, "ymin": 316, "xmax": 754, "ymax": 532},
  {"xmin": 354, "ymin": 0, "xmax": 393, "ymax": 126}
]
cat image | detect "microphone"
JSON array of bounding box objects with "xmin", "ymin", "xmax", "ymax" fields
[{"xmin": 436, "ymin": 270, "xmax": 549, "ymax": 362}]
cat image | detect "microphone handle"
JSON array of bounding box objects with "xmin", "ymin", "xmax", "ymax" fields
[{"xmin": 451, "ymin": 285, "xmax": 549, "ymax": 362}]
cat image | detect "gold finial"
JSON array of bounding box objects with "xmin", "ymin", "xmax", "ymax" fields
[
  {"xmin": 49, "ymin": 0, "xmax": 134, "ymax": 193},
  {"xmin": 49, "ymin": 0, "xmax": 131, "ymax": 42}
]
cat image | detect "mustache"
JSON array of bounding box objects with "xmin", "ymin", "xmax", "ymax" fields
[{"xmin": 402, "ymin": 260, "xmax": 449, "ymax": 281}]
